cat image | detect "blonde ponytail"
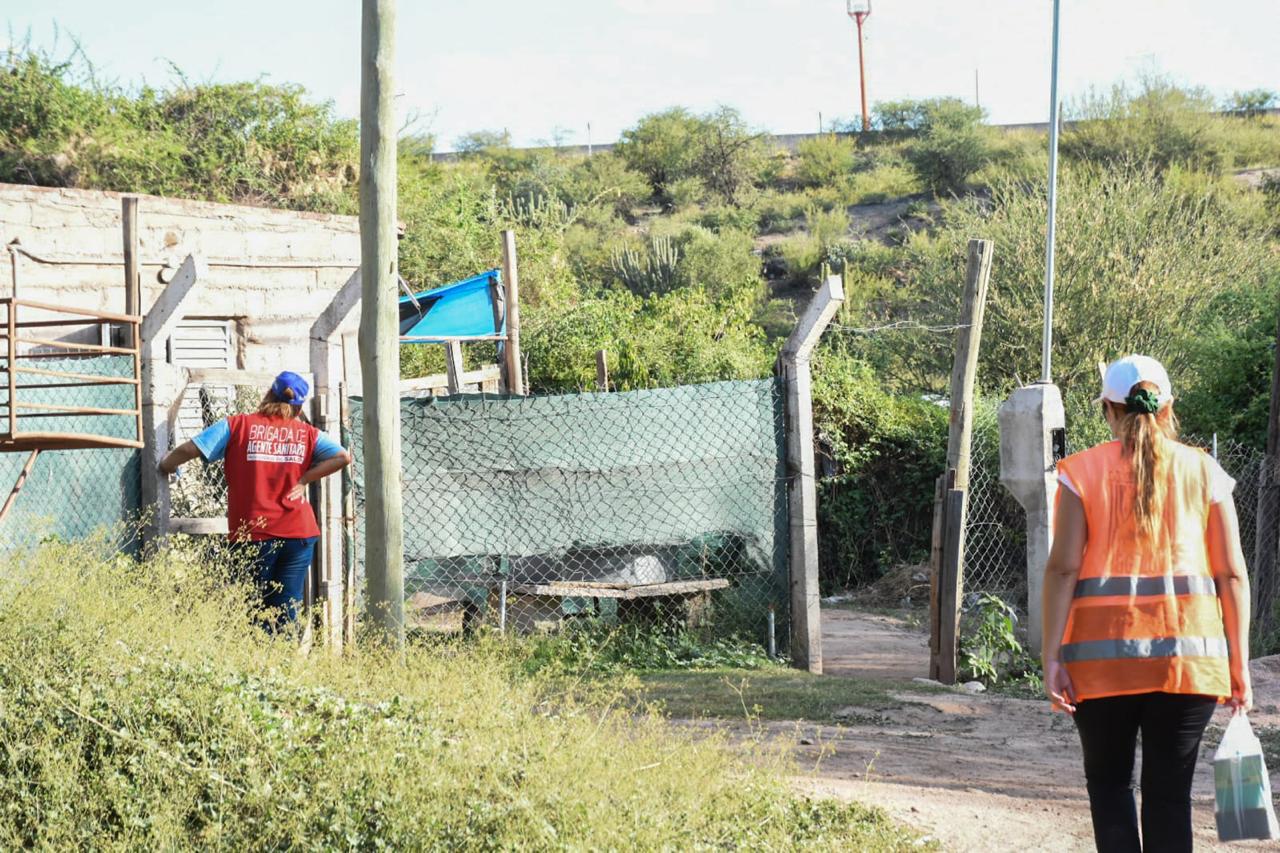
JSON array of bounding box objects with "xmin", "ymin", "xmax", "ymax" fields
[{"xmin": 1112, "ymin": 380, "xmax": 1179, "ymax": 544}]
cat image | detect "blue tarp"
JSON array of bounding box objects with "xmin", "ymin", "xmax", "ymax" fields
[{"xmin": 399, "ymin": 270, "xmax": 503, "ymax": 342}]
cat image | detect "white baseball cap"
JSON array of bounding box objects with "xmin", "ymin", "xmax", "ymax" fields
[{"xmin": 1097, "ymin": 355, "xmax": 1173, "ymax": 406}]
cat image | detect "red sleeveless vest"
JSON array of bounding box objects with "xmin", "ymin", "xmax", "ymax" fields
[{"xmin": 223, "ymin": 413, "xmax": 320, "ymax": 541}]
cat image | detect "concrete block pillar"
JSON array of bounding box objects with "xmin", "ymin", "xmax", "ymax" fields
[{"xmin": 998, "ymin": 382, "xmax": 1065, "ymax": 656}]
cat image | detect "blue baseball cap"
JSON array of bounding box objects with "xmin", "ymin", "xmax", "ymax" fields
[{"xmin": 271, "ymin": 371, "xmax": 310, "ymax": 407}]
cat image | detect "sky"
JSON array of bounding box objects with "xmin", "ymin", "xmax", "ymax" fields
[{"xmin": 4, "ymin": 1, "xmax": 1277, "ymax": 150}]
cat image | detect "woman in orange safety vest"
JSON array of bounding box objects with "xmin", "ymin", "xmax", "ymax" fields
[{"xmin": 1042, "ymin": 355, "xmax": 1252, "ymax": 853}]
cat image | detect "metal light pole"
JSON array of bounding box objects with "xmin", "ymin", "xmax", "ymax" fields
[
  {"xmin": 1041, "ymin": 0, "xmax": 1062, "ymax": 382},
  {"xmin": 847, "ymin": 1, "xmax": 872, "ymax": 132},
  {"xmin": 998, "ymin": 0, "xmax": 1067, "ymax": 658}
]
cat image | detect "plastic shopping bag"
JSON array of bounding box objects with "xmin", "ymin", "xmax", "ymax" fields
[{"xmin": 1213, "ymin": 712, "xmax": 1280, "ymax": 842}]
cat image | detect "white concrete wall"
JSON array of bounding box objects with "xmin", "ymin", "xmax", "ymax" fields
[{"xmin": 0, "ymin": 183, "xmax": 362, "ymax": 370}]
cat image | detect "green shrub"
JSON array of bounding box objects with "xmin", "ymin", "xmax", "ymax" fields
[
  {"xmin": 812, "ymin": 350, "xmax": 947, "ymax": 590},
  {"xmin": 0, "ymin": 46, "xmax": 360, "ymax": 211},
  {"xmin": 795, "ymin": 134, "xmax": 857, "ymax": 187},
  {"xmin": 524, "ymin": 287, "xmax": 772, "ymax": 392},
  {"xmin": 1063, "ymin": 76, "xmax": 1230, "ymax": 174},
  {"xmin": 1227, "ymin": 89, "xmax": 1278, "ymax": 117},
  {"xmin": 846, "ymin": 163, "xmax": 1278, "ymax": 398},
  {"xmin": 616, "ymin": 106, "xmax": 767, "ymax": 207}
]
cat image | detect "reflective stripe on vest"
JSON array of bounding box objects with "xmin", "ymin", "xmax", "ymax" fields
[
  {"xmin": 1074, "ymin": 575, "xmax": 1217, "ymax": 599},
  {"xmin": 1060, "ymin": 635, "xmax": 1229, "ymax": 663}
]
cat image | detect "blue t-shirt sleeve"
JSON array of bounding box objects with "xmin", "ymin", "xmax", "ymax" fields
[
  {"xmin": 192, "ymin": 419, "xmax": 231, "ymax": 463},
  {"xmin": 312, "ymin": 431, "xmax": 345, "ymax": 464}
]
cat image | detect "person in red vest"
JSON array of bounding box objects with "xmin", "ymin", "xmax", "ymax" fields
[
  {"xmin": 1042, "ymin": 355, "xmax": 1252, "ymax": 852},
  {"xmin": 159, "ymin": 371, "xmax": 352, "ymax": 632}
]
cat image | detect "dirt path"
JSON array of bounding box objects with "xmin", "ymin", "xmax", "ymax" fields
[{"xmin": 744, "ymin": 608, "xmax": 1278, "ymax": 851}]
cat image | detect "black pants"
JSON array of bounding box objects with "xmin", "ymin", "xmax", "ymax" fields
[{"xmin": 1073, "ymin": 691, "xmax": 1218, "ymax": 853}]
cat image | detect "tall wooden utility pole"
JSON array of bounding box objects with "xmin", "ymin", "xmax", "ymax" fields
[{"xmin": 359, "ymin": 0, "xmax": 404, "ymax": 646}]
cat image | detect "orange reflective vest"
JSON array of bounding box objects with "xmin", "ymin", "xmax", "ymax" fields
[{"xmin": 1055, "ymin": 440, "xmax": 1230, "ymax": 702}]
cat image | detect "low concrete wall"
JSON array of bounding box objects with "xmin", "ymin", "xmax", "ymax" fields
[{"xmin": 0, "ymin": 183, "xmax": 362, "ymax": 370}]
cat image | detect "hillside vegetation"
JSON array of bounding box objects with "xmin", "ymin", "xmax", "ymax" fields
[{"xmin": 3, "ymin": 44, "xmax": 1279, "ymax": 593}]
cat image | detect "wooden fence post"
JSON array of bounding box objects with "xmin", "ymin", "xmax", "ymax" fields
[
  {"xmin": 500, "ymin": 231, "xmax": 525, "ymax": 395},
  {"xmin": 929, "ymin": 238, "xmax": 993, "ymax": 683},
  {"xmin": 359, "ymin": 0, "xmax": 405, "ymax": 647},
  {"xmin": 444, "ymin": 340, "xmax": 464, "ymax": 395},
  {"xmin": 122, "ymin": 197, "xmax": 140, "ymax": 347},
  {"xmin": 781, "ymin": 275, "xmax": 845, "ymax": 673},
  {"xmin": 936, "ymin": 487, "xmax": 967, "ymax": 683},
  {"xmin": 596, "ymin": 349, "xmax": 609, "ymax": 392}
]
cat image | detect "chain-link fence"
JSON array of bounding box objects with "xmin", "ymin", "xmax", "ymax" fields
[
  {"xmin": 961, "ymin": 419, "xmax": 1280, "ymax": 652},
  {"xmin": 347, "ymin": 380, "xmax": 790, "ymax": 646},
  {"xmin": 0, "ymin": 355, "xmax": 140, "ymax": 549},
  {"xmin": 168, "ymin": 383, "xmax": 265, "ymax": 519}
]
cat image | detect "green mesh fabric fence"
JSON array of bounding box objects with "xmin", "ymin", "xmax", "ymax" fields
[
  {"xmin": 0, "ymin": 356, "xmax": 140, "ymax": 549},
  {"xmin": 347, "ymin": 379, "xmax": 789, "ymax": 646}
]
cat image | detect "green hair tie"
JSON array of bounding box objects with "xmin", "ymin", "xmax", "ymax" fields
[{"xmin": 1125, "ymin": 388, "xmax": 1161, "ymax": 415}]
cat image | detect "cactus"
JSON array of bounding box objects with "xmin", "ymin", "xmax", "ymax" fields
[{"xmin": 610, "ymin": 236, "xmax": 681, "ymax": 296}]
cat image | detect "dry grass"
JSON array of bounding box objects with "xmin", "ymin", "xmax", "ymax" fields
[{"xmin": 0, "ymin": 534, "xmax": 923, "ymax": 850}]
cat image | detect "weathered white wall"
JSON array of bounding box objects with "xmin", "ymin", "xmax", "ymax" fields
[{"xmin": 0, "ymin": 183, "xmax": 362, "ymax": 370}]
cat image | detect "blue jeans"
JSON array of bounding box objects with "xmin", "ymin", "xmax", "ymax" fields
[{"xmin": 247, "ymin": 537, "xmax": 317, "ymax": 633}]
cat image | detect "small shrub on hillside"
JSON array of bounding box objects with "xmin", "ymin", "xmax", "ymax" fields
[
  {"xmin": 1063, "ymin": 76, "xmax": 1232, "ymax": 174},
  {"xmin": 454, "ymin": 128, "xmax": 512, "ymax": 157},
  {"xmin": 894, "ymin": 99, "xmax": 995, "ymax": 194},
  {"xmin": 795, "ymin": 134, "xmax": 857, "ymax": 187},
  {"xmin": 616, "ymin": 106, "xmax": 767, "ymax": 207}
]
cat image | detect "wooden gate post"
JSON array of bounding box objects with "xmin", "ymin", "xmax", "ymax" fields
[
  {"xmin": 929, "ymin": 238, "xmax": 993, "ymax": 683},
  {"xmin": 781, "ymin": 275, "xmax": 845, "ymax": 673},
  {"xmin": 500, "ymin": 231, "xmax": 525, "ymax": 395}
]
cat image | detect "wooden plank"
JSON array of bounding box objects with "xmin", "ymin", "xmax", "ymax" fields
[
  {"xmin": 511, "ymin": 578, "xmax": 729, "ymax": 599},
  {"xmin": 500, "ymin": 230, "xmax": 525, "ymax": 395},
  {"xmin": 400, "ymin": 365, "xmax": 500, "ymax": 394},
  {"xmin": 187, "ymin": 368, "xmax": 313, "ymax": 387},
  {"xmin": 780, "ymin": 274, "xmax": 845, "ymax": 674},
  {"xmin": 0, "ymin": 433, "xmax": 144, "ymax": 451},
  {"xmin": 444, "ymin": 340, "xmax": 464, "ymax": 395},
  {"xmin": 122, "ymin": 196, "xmax": 139, "ymax": 349},
  {"xmin": 946, "ymin": 239, "xmax": 993, "ymax": 493},
  {"xmin": 168, "ymin": 517, "xmax": 230, "ymax": 535},
  {"xmin": 928, "ymin": 472, "xmax": 947, "ymax": 665},
  {"xmin": 937, "ymin": 488, "xmax": 966, "ymax": 684}
]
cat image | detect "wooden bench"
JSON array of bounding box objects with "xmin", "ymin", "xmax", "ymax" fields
[{"xmin": 510, "ymin": 578, "xmax": 730, "ymax": 625}]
